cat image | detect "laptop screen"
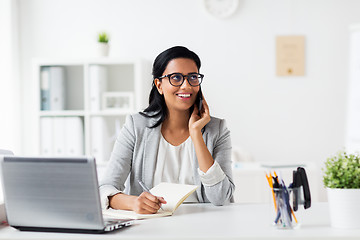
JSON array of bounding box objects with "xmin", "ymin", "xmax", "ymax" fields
[{"xmin": 0, "ymin": 156, "xmax": 105, "ymax": 230}]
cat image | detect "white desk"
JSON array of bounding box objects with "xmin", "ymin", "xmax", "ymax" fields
[{"xmin": 0, "ymin": 203, "xmax": 359, "ymax": 240}]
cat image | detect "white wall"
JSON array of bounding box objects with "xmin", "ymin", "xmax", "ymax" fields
[
  {"xmin": 0, "ymin": 0, "xmax": 21, "ymax": 153},
  {"xmin": 16, "ymin": 0, "xmax": 360, "ymax": 199}
]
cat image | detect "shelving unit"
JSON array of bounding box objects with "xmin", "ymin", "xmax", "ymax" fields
[{"xmin": 33, "ymin": 58, "xmax": 151, "ymax": 164}]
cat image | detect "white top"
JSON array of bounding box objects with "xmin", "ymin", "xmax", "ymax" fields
[
  {"xmin": 154, "ymin": 134, "xmax": 227, "ymax": 203},
  {"xmin": 154, "ymin": 134, "xmax": 198, "ymax": 202}
]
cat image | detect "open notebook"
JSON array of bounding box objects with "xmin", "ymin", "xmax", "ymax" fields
[{"xmin": 103, "ymin": 182, "xmax": 198, "ymax": 219}]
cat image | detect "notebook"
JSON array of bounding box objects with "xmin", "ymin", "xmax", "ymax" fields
[
  {"xmin": 103, "ymin": 182, "xmax": 198, "ymax": 219},
  {"xmin": 0, "ymin": 156, "xmax": 133, "ymax": 233}
]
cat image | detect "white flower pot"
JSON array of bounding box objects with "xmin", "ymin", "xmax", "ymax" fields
[
  {"xmin": 97, "ymin": 43, "xmax": 109, "ymax": 57},
  {"xmin": 327, "ymin": 188, "xmax": 360, "ymax": 229}
]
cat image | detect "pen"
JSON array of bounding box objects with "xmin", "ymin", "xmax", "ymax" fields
[
  {"xmin": 265, "ymin": 172, "xmax": 277, "ymax": 210},
  {"xmin": 138, "ymin": 180, "xmax": 164, "ymax": 210}
]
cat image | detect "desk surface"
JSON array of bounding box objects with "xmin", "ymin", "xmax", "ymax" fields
[{"xmin": 0, "ymin": 203, "xmax": 359, "ymax": 240}]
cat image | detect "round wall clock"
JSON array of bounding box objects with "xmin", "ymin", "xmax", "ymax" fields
[{"xmin": 203, "ymin": 0, "xmax": 239, "ymax": 19}]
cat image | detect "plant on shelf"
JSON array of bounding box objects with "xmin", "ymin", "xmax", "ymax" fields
[
  {"xmin": 98, "ymin": 32, "xmax": 109, "ymax": 44},
  {"xmin": 323, "ymin": 150, "xmax": 360, "ymax": 229},
  {"xmin": 97, "ymin": 32, "xmax": 110, "ymax": 57}
]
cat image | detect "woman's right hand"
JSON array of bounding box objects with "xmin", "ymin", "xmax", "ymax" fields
[{"xmin": 132, "ymin": 192, "xmax": 166, "ymax": 214}]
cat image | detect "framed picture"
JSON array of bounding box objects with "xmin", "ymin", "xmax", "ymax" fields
[
  {"xmin": 276, "ymin": 35, "xmax": 305, "ymax": 76},
  {"xmin": 102, "ymin": 92, "xmax": 134, "ymax": 112}
]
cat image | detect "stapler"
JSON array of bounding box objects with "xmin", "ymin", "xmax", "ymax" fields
[{"xmin": 291, "ymin": 167, "xmax": 311, "ymax": 211}]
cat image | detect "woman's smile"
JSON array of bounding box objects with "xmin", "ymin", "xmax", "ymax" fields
[{"xmin": 176, "ymin": 93, "xmax": 192, "ymax": 100}]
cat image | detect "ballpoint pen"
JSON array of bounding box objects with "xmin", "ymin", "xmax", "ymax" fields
[{"xmin": 138, "ymin": 180, "xmax": 164, "ymax": 210}]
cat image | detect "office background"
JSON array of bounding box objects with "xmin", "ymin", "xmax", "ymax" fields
[{"xmin": 1, "ymin": 0, "xmax": 360, "ymax": 201}]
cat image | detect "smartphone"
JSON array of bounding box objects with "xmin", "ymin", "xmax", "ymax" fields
[{"xmin": 196, "ymin": 87, "xmax": 203, "ymax": 116}]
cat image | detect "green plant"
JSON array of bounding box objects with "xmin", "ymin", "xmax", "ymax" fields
[
  {"xmin": 98, "ymin": 32, "xmax": 109, "ymax": 43},
  {"xmin": 323, "ymin": 150, "xmax": 360, "ymax": 188}
]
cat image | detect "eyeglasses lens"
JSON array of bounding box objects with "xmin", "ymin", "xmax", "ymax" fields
[
  {"xmin": 170, "ymin": 74, "xmax": 183, "ymax": 85},
  {"xmin": 188, "ymin": 74, "xmax": 200, "ymax": 86}
]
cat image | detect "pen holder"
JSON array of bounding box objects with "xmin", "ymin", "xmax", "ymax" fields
[{"xmin": 270, "ymin": 187, "xmax": 300, "ymax": 229}]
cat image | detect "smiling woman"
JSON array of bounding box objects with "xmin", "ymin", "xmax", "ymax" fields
[
  {"xmin": 154, "ymin": 58, "xmax": 202, "ymax": 118},
  {"xmin": 99, "ymin": 46, "xmax": 235, "ymax": 214},
  {"xmin": 140, "ymin": 47, "xmax": 204, "ymax": 128}
]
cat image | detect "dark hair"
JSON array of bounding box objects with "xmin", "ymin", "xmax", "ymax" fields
[{"xmin": 140, "ymin": 46, "xmax": 201, "ymax": 128}]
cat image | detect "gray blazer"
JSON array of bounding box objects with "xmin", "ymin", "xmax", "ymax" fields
[{"xmin": 99, "ymin": 113, "xmax": 235, "ymax": 206}]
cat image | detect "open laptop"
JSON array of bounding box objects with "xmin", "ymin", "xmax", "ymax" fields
[
  {"xmin": 0, "ymin": 155, "xmax": 133, "ymax": 233},
  {"xmin": 0, "ymin": 149, "xmax": 14, "ymax": 223}
]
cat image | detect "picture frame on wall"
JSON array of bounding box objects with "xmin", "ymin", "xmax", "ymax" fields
[{"xmin": 102, "ymin": 92, "xmax": 134, "ymax": 112}]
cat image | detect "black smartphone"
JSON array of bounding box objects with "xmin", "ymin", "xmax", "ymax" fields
[{"xmin": 196, "ymin": 87, "xmax": 203, "ymax": 116}]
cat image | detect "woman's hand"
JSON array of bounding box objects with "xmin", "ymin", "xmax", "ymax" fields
[
  {"xmin": 189, "ymin": 97, "xmax": 210, "ymax": 137},
  {"xmin": 188, "ymin": 97, "xmax": 214, "ymax": 172},
  {"xmin": 132, "ymin": 192, "xmax": 167, "ymax": 214},
  {"xmin": 109, "ymin": 192, "xmax": 166, "ymax": 214}
]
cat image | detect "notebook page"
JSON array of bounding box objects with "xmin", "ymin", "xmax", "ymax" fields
[{"xmin": 150, "ymin": 182, "xmax": 198, "ymax": 212}]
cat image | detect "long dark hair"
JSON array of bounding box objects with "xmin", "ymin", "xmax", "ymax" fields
[{"xmin": 140, "ymin": 46, "xmax": 201, "ymax": 128}]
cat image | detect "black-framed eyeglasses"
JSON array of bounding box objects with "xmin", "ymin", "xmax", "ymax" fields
[{"xmin": 158, "ymin": 72, "xmax": 204, "ymax": 87}]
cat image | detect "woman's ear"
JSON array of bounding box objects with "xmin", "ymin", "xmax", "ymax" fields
[{"xmin": 154, "ymin": 78, "xmax": 163, "ymax": 95}]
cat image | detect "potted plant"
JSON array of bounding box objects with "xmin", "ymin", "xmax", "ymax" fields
[
  {"xmin": 97, "ymin": 32, "xmax": 109, "ymax": 57},
  {"xmin": 323, "ymin": 150, "xmax": 360, "ymax": 228}
]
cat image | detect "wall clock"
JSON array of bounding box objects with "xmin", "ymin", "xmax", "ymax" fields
[{"xmin": 203, "ymin": 0, "xmax": 239, "ymax": 19}]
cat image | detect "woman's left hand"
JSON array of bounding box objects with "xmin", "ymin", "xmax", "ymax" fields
[{"xmin": 189, "ymin": 98, "xmax": 211, "ymax": 136}]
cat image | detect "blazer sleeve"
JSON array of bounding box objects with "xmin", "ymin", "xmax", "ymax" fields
[
  {"xmin": 202, "ymin": 119, "xmax": 235, "ymax": 205},
  {"xmin": 98, "ymin": 114, "xmax": 135, "ymax": 209}
]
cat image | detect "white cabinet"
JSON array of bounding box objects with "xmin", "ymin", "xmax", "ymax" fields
[
  {"xmin": 346, "ymin": 25, "xmax": 360, "ymax": 153},
  {"xmin": 33, "ymin": 59, "xmax": 151, "ymax": 164},
  {"xmin": 232, "ymin": 162, "xmax": 319, "ymax": 203}
]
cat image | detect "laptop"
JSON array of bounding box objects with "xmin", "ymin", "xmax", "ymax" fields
[
  {"xmin": 0, "ymin": 149, "xmax": 14, "ymax": 223},
  {"xmin": 0, "ymin": 155, "xmax": 133, "ymax": 233}
]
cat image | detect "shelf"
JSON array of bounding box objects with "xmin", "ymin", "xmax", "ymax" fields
[
  {"xmin": 33, "ymin": 58, "xmax": 138, "ymax": 66},
  {"xmin": 90, "ymin": 110, "xmax": 137, "ymax": 117},
  {"xmin": 39, "ymin": 110, "xmax": 85, "ymax": 117},
  {"xmin": 35, "ymin": 59, "xmax": 151, "ymax": 163},
  {"xmin": 39, "ymin": 110, "xmax": 138, "ymax": 117}
]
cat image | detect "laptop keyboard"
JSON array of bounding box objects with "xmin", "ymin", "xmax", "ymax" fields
[{"xmin": 104, "ymin": 219, "xmax": 133, "ymax": 232}]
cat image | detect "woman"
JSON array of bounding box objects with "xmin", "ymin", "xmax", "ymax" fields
[{"xmin": 99, "ymin": 46, "xmax": 234, "ymax": 214}]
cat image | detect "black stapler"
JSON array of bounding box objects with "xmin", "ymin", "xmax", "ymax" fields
[{"xmin": 292, "ymin": 167, "xmax": 311, "ymax": 211}]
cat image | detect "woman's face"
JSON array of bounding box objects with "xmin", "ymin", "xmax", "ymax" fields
[{"xmin": 155, "ymin": 58, "xmax": 200, "ymax": 112}]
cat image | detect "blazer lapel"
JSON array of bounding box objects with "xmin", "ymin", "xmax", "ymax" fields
[{"xmin": 142, "ymin": 124, "xmax": 161, "ymax": 189}]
